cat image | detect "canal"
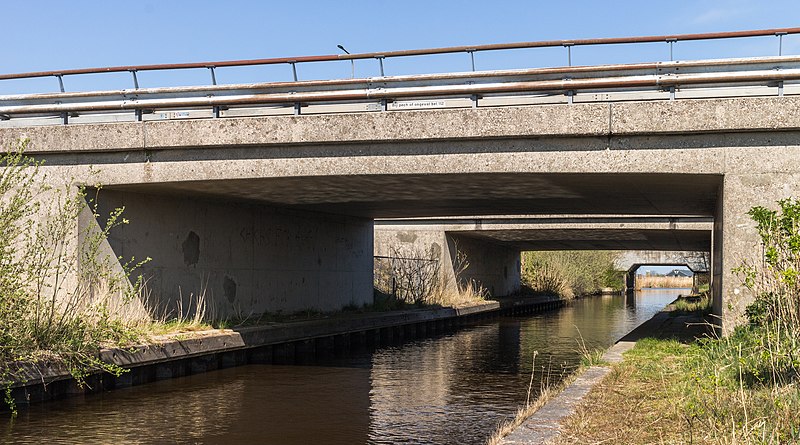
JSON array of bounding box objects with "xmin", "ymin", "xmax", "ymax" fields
[{"xmin": 3, "ymin": 290, "xmax": 680, "ymax": 445}]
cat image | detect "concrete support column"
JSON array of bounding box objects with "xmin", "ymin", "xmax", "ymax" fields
[
  {"xmin": 623, "ymin": 268, "xmax": 637, "ymax": 294},
  {"xmin": 717, "ymin": 172, "xmax": 800, "ymax": 330},
  {"xmin": 92, "ymin": 190, "xmax": 374, "ymax": 318}
]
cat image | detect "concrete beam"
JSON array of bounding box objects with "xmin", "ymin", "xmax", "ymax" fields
[
  {"xmin": 377, "ymin": 216, "xmax": 712, "ymax": 251},
  {"xmin": 614, "ymin": 250, "xmax": 711, "ymax": 273},
  {"xmin": 4, "ymin": 96, "xmax": 800, "ymax": 153}
]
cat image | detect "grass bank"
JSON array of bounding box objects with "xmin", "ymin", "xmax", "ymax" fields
[
  {"xmin": 553, "ymin": 199, "xmax": 800, "ymax": 444},
  {"xmin": 552, "ymin": 332, "xmax": 800, "ymax": 444}
]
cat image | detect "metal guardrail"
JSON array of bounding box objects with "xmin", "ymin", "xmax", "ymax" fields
[{"xmin": 0, "ymin": 27, "xmax": 798, "ymax": 126}]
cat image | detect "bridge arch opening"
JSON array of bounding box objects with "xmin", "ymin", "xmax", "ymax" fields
[{"xmin": 625, "ymin": 263, "xmax": 710, "ymax": 295}]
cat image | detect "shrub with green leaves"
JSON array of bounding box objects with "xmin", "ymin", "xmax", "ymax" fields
[
  {"xmin": 732, "ymin": 198, "xmax": 800, "ymax": 385},
  {"xmin": 0, "ymin": 140, "xmax": 148, "ymax": 414}
]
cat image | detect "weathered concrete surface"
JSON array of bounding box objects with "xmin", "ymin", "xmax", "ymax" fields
[
  {"xmin": 4, "ymin": 96, "xmax": 800, "ymax": 153},
  {"xmin": 374, "ymin": 226, "xmax": 520, "ymax": 298},
  {"xmin": 94, "ymin": 190, "xmax": 373, "ymax": 316},
  {"xmin": 1, "ymin": 96, "xmax": 799, "ymax": 325},
  {"xmin": 614, "ymin": 250, "xmax": 711, "ymax": 273},
  {"xmin": 448, "ymin": 233, "xmax": 521, "ymax": 297},
  {"xmin": 715, "ymin": 172, "xmax": 800, "ymax": 329}
]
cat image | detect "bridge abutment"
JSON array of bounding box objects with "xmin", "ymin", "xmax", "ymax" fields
[
  {"xmin": 374, "ymin": 226, "xmax": 520, "ymax": 299},
  {"xmin": 92, "ymin": 190, "xmax": 373, "ymax": 317},
  {"xmin": 716, "ymin": 171, "xmax": 800, "ymax": 330}
]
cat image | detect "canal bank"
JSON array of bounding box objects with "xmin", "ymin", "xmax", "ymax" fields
[
  {"xmin": 5, "ymin": 295, "xmax": 564, "ymax": 409},
  {"xmin": 498, "ymin": 294, "xmax": 711, "ymax": 445}
]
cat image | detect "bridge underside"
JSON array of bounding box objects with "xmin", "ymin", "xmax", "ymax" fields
[
  {"xmin": 103, "ymin": 172, "xmax": 720, "ymax": 219},
  {"xmin": 451, "ymin": 228, "xmax": 710, "ymax": 251}
]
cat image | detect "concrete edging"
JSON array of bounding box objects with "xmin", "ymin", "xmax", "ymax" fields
[{"xmin": 6, "ymin": 296, "xmax": 564, "ymax": 409}]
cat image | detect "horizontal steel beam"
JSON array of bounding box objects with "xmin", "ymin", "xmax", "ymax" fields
[{"xmin": 1, "ymin": 65, "xmax": 798, "ymax": 115}]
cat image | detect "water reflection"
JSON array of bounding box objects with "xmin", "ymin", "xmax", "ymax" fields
[{"xmin": 4, "ymin": 290, "xmax": 679, "ymax": 445}]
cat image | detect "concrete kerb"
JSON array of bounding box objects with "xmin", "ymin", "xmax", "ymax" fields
[{"xmin": 5, "ymin": 295, "xmax": 564, "ymax": 409}]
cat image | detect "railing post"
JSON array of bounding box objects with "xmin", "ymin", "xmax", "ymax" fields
[
  {"xmin": 134, "ymin": 109, "xmax": 143, "ymax": 122},
  {"xmin": 666, "ymin": 38, "xmax": 677, "ymax": 61},
  {"xmin": 55, "ymin": 74, "xmax": 65, "ymax": 93},
  {"xmin": 776, "ymin": 32, "xmax": 787, "ymax": 56},
  {"xmin": 130, "ymin": 70, "xmax": 139, "ymax": 89},
  {"xmin": 289, "ymin": 61, "xmax": 298, "ymax": 81},
  {"xmin": 377, "ymin": 56, "xmax": 385, "ymax": 77},
  {"xmin": 467, "ymin": 49, "xmax": 476, "ymax": 71},
  {"xmin": 564, "ymin": 43, "xmax": 574, "ymax": 66},
  {"xmin": 471, "ymin": 94, "xmax": 478, "ymax": 109},
  {"xmin": 208, "ymin": 66, "xmax": 217, "ymax": 85}
]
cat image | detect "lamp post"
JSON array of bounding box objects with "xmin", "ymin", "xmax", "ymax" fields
[{"xmin": 337, "ymin": 44, "xmax": 355, "ymax": 79}]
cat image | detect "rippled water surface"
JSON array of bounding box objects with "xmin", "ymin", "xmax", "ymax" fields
[{"xmin": 3, "ymin": 290, "xmax": 680, "ymax": 445}]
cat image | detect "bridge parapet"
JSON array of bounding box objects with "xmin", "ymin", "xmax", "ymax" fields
[{"xmin": 2, "ymin": 26, "xmax": 800, "ymax": 127}]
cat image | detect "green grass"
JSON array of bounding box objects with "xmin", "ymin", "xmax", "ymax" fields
[
  {"xmin": 671, "ymin": 292, "xmax": 713, "ymax": 315},
  {"xmin": 554, "ymin": 334, "xmax": 800, "ymax": 445}
]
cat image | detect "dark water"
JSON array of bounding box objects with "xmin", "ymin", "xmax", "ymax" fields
[{"xmin": 2, "ymin": 290, "xmax": 680, "ymax": 445}]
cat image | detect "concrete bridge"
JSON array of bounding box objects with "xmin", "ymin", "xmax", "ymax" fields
[
  {"xmin": 375, "ymin": 216, "xmax": 711, "ymax": 296},
  {"xmin": 2, "ymin": 28, "xmax": 800, "ymax": 329}
]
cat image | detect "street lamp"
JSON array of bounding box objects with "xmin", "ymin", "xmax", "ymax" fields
[{"xmin": 337, "ymin": 44, "xmax": 355, "ymax": 79}]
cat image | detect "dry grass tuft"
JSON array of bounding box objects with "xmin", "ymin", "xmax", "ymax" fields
[{"xmin": 636, "ymin": 275, "xmax": 693, "ymax": 289}]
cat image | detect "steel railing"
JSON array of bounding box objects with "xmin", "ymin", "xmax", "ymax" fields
[{"xmin": 0, "ymin": 27, "xmax": 798, "ymax": 125}]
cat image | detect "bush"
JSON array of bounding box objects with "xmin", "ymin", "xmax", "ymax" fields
[
  {"xmin": 522, "ymin": 251, "xmax": 620, "ymax": 299},
  {"xmin": 0, "ymin": 140, "xmax": 148, "ymax": 414},
  {"xmin": 733, "ymin": 198, "xmax": 800, "ymax": 385}
]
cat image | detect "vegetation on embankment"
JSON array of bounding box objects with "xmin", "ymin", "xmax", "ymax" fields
[
  {"xmin": 552, "ymin": 199, "xmax": 800, "ymax": 445},
  {"xmin": 374, "ymin": 244, "xmax": 488, "ymax": 309},
  {"xmin": 0, "ymin": 142, "xmax": 161, "ymax": 414},
  {"xmin": 522, "ymin": 251, "xmax": 621, "ymax": 299}
]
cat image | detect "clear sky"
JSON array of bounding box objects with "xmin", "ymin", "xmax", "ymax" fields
[{"xmin": 2, "ymin": 0, "xmax": 799, "ymax": 94}]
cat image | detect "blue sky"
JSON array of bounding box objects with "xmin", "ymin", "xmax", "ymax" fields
[{"xmin": 2, "ymin": 0, "xmax": 799, "ymax": 94}]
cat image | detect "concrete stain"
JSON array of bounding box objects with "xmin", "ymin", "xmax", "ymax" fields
[
  {"xmin": 396, "ymin": 231, "xmax": 418, "ymax": 243},
  {"xmin": 182, "ymin": 231, "xmax": 200, "ymax": 266},
  {"xmin": 223, "ymin": 276, "xmax": 237, "ymax": 303}
]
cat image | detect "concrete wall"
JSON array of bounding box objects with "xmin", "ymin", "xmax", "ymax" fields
[
  {"xmin": 717, "ymin": 170, "xmax": 800, "ymax": 330},
  {"xmin": 375, "ymin": 227, "xmax": 520, "ymax": 298},
  {"xmin": 446, "ymin": 234, "xmax": 521, "ymax": 297},
  {"xmin": 93, "ymin": 190, "xmax": 373, "ymax": 317}
]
